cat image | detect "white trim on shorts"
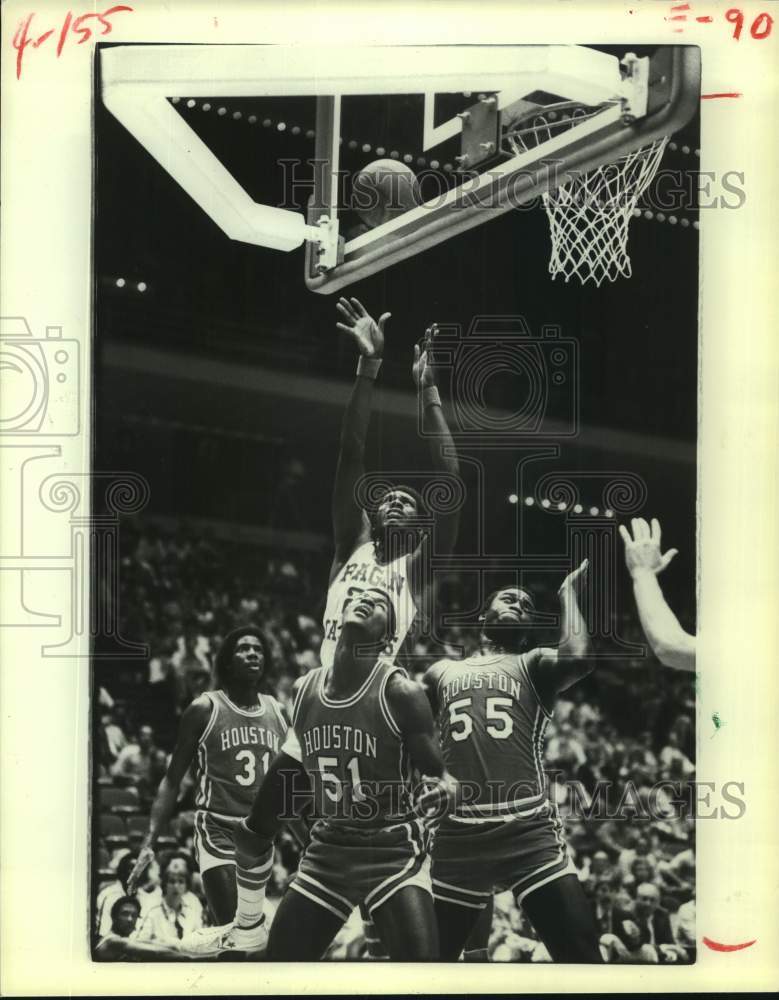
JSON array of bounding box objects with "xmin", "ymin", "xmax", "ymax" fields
[{"xmin": 512, "ymin": 854, "xmax": 578, "ymax": 904}]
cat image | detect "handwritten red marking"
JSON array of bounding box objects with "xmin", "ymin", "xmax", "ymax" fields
[
  {"xmin": 57, "ymin": 11, "xmax": 73, "ymax": 57},
  {"xmin": 750, "ymin": 11, "xmax": 773, "ymax": 37},
  {"xmin": 12, "ymin": 5, "xmax": 133, "ymax": 79},
  {"xmin": 701, "ymin": 92, "xmax": 742, "ymax": 99},
  {"xmin": 671, "ymin": 2, "xmax": 691, "ymax": 9},
  {"xmin": 702, "ymin": 936, "xmax": 756, "ymax": 952},
  {"xmin": 726, "ymin": 8, "xmax": 745, "ymax": 38},
  {"xmin": 696, "ymin": 15, "xmax": 713, "ymax": 22}
]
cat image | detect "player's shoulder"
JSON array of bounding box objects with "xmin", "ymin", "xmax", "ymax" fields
[
  {"xmin": 384, "ymin": 667, "xmax": 426, "ymax": 706},
  {"xmin": 422, "ymin": 657, "xmax": 457, "ymax": 685},
  {"xmin": 184, "ymin": 691, "xmax": 216, "ymax": 720},
  {"xmin": 292, "ymin": 668, "xmax": 322, "ymax": 699}
]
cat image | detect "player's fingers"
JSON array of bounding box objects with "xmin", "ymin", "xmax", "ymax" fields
[
  {"xmin": 336, "ymin": 322, "xmax": 356, "ymax": 337},
  {"xmin": 350, "ymin": 297, "xmax": 367, "ymax": 317},
  {"xmin": 618, "ymin": 524, "xmax": 631, "ymax": 545},
  {"xmin": 651, "ymin": 518, "xmax": 662, "ymax": 545},
  {"xmin": 660, "ymin": 548, "xmax": 679, "ymax": 571},
  {"xmin": 377, "ymin": 311, "xmax": 391, "ymax": 333},
  {"xmin": 336, "ymin": 301, "xmax": 355, "ymax": 322},
  {"xmin": 577, "ymin": 558, "xmax": 589, "ymax": 574},
  {"xmin": 635, "ymin": 517, "xmax": 649, "ymax": 540}
]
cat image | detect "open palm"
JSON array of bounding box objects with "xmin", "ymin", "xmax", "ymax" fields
[{"xmin": 335, "ymin": 297, "xmax": 390, "ymax": 358}]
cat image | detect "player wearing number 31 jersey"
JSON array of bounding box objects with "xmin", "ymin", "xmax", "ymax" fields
[{"xmin": 128, "ymin": 626, "xmax": 287, "ymax": 927}]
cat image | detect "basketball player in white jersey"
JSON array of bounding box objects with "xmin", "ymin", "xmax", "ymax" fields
[
  {"xmin": 127, "ymin": 626, "xmax": 288, "ymax": 938},
  {"xmin": 321, "ymin": 296, "xmax": 461, "ymax": 672}
]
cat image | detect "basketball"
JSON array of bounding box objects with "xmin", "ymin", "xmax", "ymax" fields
[{"xmin": 351, "ymin": 159, "xmax": 421, "ymax": 229}]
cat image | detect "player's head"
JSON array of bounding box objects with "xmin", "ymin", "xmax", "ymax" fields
[
  {"xmin": 340, "ymin": 587, "xmax": 397, "ymax": 657},
  {"xmin": 369, "ymin": 485, "xmax": 428, "ymax": 553},
  {"xmin": 110, "ymin": 895, "xmax": 141, "ymax": 938},
  {"xmin": 479, "ymin": 586, "xmax": 536, "ymax": 652},
  {"xmin": 215, "ymin": 625, "xmax": 271, "ymax": 689}
]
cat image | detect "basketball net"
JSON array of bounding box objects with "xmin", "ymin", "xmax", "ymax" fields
[{"xmin": 505, "ymin": 104, "xmax": 668, "ymax": 287}]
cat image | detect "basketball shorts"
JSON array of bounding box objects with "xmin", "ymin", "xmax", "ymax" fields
[
  {"xmin": 289, "ymin": 817, "xmax": 433, "ymax": 922},
  {"xmin": 431, "ymin": 802, "xmax": 577, "ymax": 910},
  {"xmin": 193, "ymin": 810, "xmax": 241, "ymax": 874}
]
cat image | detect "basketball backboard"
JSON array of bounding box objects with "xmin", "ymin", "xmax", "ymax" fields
[{"xmin": 100, "ymin": 44, "xmax": 700, "ymax": 294}]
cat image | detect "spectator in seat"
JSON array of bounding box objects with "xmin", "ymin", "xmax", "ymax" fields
[
  {"xmin": 110, "ymin": 725, "xmax": 157, "ymax": 786},
  {"xmin": 629, "ymin": 882, "xmax": 684, "ymax": 962},
  {"xmin": 95, "ymin": 896, "xmax": 186, "ymax": 960},
  {"xmin": 134, "ymin": 867, "xmax": 204, "ymax": 945},
  {"xmin": 95, "ymin": 851, "xmax": 161, "ymax": 936}
]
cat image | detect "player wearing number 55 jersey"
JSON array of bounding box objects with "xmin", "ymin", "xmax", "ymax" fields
[
  {"xmin": 424, "ymin": 561, "xmax": 604, "ymax": 963},
  {"xmin": 128, "ymin": 626, "xmax": 287, "ymax": 927}
]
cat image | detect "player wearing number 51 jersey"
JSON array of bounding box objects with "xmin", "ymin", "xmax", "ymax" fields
[
  {"xmin": 424, "ymin": 562, "xmax": 604, "ymax": 963},
  {"xmin": 128, "ymin": 626, "xmax": 287, "ymax": 927}
]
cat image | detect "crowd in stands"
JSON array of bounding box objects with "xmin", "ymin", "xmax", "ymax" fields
[{"xmin": 95, "ymin": 517, "xmax": 696, "ymax": 962}]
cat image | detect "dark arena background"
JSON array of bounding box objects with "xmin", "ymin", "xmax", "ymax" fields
[{"xmin": 92, "ymin": 44, "xmax": 698, "ymax": 962}]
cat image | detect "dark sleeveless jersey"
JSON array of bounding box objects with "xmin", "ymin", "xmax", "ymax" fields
[
  {"xmin": 290, "ymin": 660, "xmax": 415, "ymax": 828},
  {"xmin": 194, "ymin": 689, "xmax": 288, "ymax": 817},
  {"xmin": 433, "ymin": 652, "xmax": 552, "ymax": 822}
]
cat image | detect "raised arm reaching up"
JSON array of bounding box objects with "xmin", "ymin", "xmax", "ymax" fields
[
  {"xmin": 331, "ymin": 297, "xmax": 391, "ymax": 581},
  {"xmin": 620, "ymin": 517, "xmax": 696, "ymax": 672}
]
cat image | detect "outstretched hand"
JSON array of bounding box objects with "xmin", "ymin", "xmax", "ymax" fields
[
  {"xmin": 336, "ymin": 297, "xmax": 390, "ymax": 359},
  {"xmin": 126, "ymin": 844, "xmax": 155, "ymax": 895},
  {"xmin": 619, "ymin": 517, "xmax": 678, "ymax": 578},
  {"xmin": 559, "ymin": 557, "xmax": 588, "ymax": 596},
  {"xmin": 412, "ymin": 324, "xmax": 439, "ymax": 389}
]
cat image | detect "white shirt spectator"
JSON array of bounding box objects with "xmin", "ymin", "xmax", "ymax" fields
[{"xmin": 134, "ymin": 895, "xmax": 203, "ymax": 945}]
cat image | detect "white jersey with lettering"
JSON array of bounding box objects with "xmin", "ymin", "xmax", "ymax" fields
[{"xmin": 320, "ymin": 541, "xmax": 418, "ymax": 669}]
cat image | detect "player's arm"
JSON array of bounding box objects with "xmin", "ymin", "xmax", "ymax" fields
[
  {"xmin": 385, "ymin": 672, "xmax": 458, "ymax": 821},
  {"xmin": 127, "ymin": 696, "xmax": 210, "ymax": 892},
  {"xmin": 421, "ymin": 660, "xmax": 447, "ymax": 715},
  {"xmin": 331, "ymin": 298, "xmax": 391, "ymax": 581},
  {"xmin": 620, "ymin": 517, "xmax": 696, "ymax": 672},
  {"xmin": 243, "ymin": 676, "xmax": 313, "ymax": 846},
  {"xmin": 528, "ymin": 559, "xmax": 593, "ymax": 713},
  {"xmin": 409, "ymin": 326, "xmax": 461, "ymax": 575}
]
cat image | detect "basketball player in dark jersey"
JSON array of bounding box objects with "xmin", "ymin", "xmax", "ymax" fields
[
  {"xmin": 321, "ymin": 297, "xmax": 461, "ymax": 673},
  {"xmin": 424, "ymin": 561, "xmax": 604, "ymax": 963},
  {"xmin": 127, "ymin": 626, "xmax": 287, "ymax": 942},
  {"xmin": 217, "ymin": 587, "xmax": 458, "ymax": 960}
]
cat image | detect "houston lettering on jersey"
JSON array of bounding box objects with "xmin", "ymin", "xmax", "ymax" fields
[
  {"xmin": 196, "ymin": 690, "xmax": 287, "ymax": 816},
  {"xmin": 301, "ymin": 723, "xmax": 378, "ymax": 759},
  {"xmin": 219, "ymin": 725, "xmax": 281, "ymax": 753},
  {"xmin": 439, "ymin": 671, "xmax": 522, "ymax": 704},
  {"xmin": 436, "ymin": 653, "xmax": 551, "ymax": 820}
]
